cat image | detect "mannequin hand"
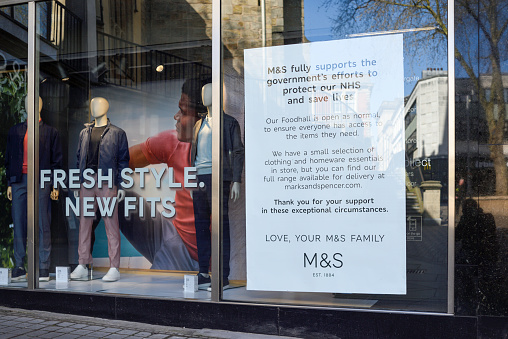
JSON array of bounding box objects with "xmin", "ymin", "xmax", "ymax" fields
[
  {"xmin": 230, "ymin": 182, "xmax": 241, "ymax": 202},
  {"xmin": 117, "ymin": 189, "xmax": 126, "ymax": 202},
  {"xmin": 74, "ymin": 190, "xmax": 79, "ymax": 199},
  {"xmin": 50, "ymin": 188, "xmax": 59, "ymax": 201},
  {"xmin": 7, "ymin": 186, "xmax": 12, "ymax": 201}
]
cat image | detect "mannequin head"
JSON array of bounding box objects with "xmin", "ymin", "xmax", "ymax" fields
[
  {"xmin": 201, "ymin": 83, "xmax": 212, "ymax": 111},
  {"xmin": 24, "ymin": 96, "xmax": 43, "ymax": 117},
  {"xmin": 38, "ymin": 96, "xmax": 43, "ymax": 114},
  {"xmin": 174, "ymin": 78, "xmax": 208, "ymax": 142},
  {"xmin": 222, "ymin": 82, "xmax": 227, "ymax": 109},
  {"xmin": 200, "ymin": 82, "xmax": 228, "ymax": 117},
  {"xmin": 90, "ymin": 97, "xmax": 109, "ymax": 119}
]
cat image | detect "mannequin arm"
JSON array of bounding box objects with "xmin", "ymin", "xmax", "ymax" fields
[
  {"xmin": 50, "ymin": 188, "xmax": 59, "ymax": 201},
  {"xmin": 229, "ymin": 117, "xmax": 245, "ymax": 183},
  {"xmin": 117, "ymin": 189, "xmax": 126, "ymax": 202},
  {"xmin": 230, "ymin": 182, "xmax": 240, "ymax": 202},
  {"xmin": 7, "ymin": 186, "xmax": 12, "ymax": 201}
]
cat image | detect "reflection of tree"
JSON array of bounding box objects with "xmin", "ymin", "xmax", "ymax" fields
[
  {"xmin": 324, "ymin": 0, "xmax": 447, "ymax": 59},
  {"xmin": 325, "ymin": 0, "xmax": 508, "ymax": 194},
  {"xmin": 0, "ymin": 71, "xmax": 26, "ymax": 267}
]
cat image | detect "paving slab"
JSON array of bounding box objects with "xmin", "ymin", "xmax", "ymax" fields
[{"xmin": 0, "ymin": 306, "xmax": 299, "ymax": 338}]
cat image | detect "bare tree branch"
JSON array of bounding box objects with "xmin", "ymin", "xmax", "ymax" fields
[{"xmin": 324, "ymin": 0, "xmax": 508, "ymax": 194}]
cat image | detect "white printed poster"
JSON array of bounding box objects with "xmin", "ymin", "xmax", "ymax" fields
[{"xmin": 244, "ymin": 35, "xmax": 406, "ymax": 294}]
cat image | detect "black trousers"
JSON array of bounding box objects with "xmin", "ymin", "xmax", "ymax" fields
[{"xmin": 193, "ymin": 174, "xmax": 231, "ymax": 278}]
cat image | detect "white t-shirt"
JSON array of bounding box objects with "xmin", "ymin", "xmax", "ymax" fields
[{"xmin": 195, "ymin": 116, "xmax": 212, "ymax": 175}]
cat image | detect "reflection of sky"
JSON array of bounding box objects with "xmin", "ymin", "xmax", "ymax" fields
[
  {"xmin": 304, "ymin": 0, "xmax": 447, "ymax": 96},
  {"xmin": 303, "ymin": 1, "xmax": 336, "ymax": 41},
  {"xmin": 306, "ymin": 35, "xmax": 403, "ymax": 114},
  {"xmin": 305, "ymin": 0, "xmax": 508, "ymax": 83},
  {"xmin": 247, "ymin": 36, "xmax": 403, "ymax": 122},
  {"xmin": 455, "ymin": 13, "xmax": 508, "ymax": 77}
]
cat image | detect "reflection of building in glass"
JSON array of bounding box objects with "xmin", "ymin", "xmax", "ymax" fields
[
  {"xmin": 455, "ymin": 74, "xmax": 508, "ymax": 195},
  {"xmin": 1, "ymin": 1, "xmax": 305, "ymax": 94},
  {"xmin": 404, "ymin": 69, "xmax": 448, "ymax": 165},
  {"xmin": 377, "ymin": 99, "xmax": 404, "ymax": 172},
  {"xmin": 406, "ymin": 69, "xmax": 508, "ymax": 196},
  {"xmin": 405, "ymin": 101, "xmax": 417, "ymax": 154},
  {"xmin": 404, "ymin": 69, "xmax": 448, "ymax": 199}
]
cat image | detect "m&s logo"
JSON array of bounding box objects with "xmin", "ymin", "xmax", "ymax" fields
[{"xmin": 303, "ymin": 253, "xmax": 343, "ymax": 268}]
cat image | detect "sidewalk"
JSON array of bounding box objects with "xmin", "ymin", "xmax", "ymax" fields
[{"xmin": 0, "ymin": 306, "xmax": 298, "ymax": 339}]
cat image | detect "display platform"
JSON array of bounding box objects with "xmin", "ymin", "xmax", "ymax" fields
[
  {"xmin": 2, "ymin": 268, "xmax": 449, "ymax": 311},
  {"xmin": 21, "ymin": 268, "xmax": 378, "ymax": 309}
]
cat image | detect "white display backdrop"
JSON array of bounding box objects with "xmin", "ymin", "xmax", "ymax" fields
[{"xmin": 244, "ymin": 35, "xmax": 406, "ymax": 294}]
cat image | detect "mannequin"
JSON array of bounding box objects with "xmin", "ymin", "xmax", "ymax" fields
[
  {"xmin": 6, "ymin": 96, "xmax": 62, "ymax": 282},
  {"xmin": 191, "ymin": 83, "xmax": 244, "ymax": 290},
  {"xmin": 70, "ymin": 97, "xmax": 129, "ymax": 282},
  {"xmin": 201, "ymin": 84, "xmax": 241, "ymax": 200}
]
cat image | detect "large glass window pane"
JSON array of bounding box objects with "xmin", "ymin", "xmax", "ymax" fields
[
  {"xmin": 223, "ymin": 0, "xmax": 449, "ymax": 312},
  {"xmin": 0, "ymin": 3, "xmax": 29, "ymax": 288},
  {"xmin": 454, "ymin": 0, "xmax": 508, "ymax": 316},
  {"xmin": 33, "ymin": 0, "xmax": 212, "ymax": 299}
]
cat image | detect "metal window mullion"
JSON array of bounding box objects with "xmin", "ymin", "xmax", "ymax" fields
[
  {"xmin": 211, "ymin": 0, "xmax": 222, "ymax": 302},
  {"xmin": 27, "ymin": 0, "xmax": 40, "ymax": 289},
  {"xmin": 447, "ymin": 0, "xmax": 456, "ymax": 314},
  {"xmin": 261, "ymin": 0, "xmax": 266, "ymax": 47}
]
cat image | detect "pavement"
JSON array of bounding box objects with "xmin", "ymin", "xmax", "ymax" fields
[{"xmin": 0, "ymin": 306, "xmax": 297, "ymax": 339}]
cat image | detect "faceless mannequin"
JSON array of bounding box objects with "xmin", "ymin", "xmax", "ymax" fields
[
  {"xmin": 201, "ymin": 83, "xmax": 240, "ymax": 202},
  {"xmin": 90, "ymin": 97, "xmax": 109, "ymax": 127},
  {"xmin": 192, "ymin": 83, "xmax": 245, "ymax": 288},
  {"xmin": 6, "ymin": 95, "xmax": 63, "ymax": 281},
  {"xmin": 22, "ymin": 95, "xmax": 43, "ymax": 120},
  {"xmin": 7, "ymin": 97, "xmax": 59, "ymax": 201},
  {"xmin": 74, "ymin": 97, "xmax": 125, "ymax": 202},
  {"xmin": 71, "ymin": 96, "xmax": 130, "ymax": 282}
]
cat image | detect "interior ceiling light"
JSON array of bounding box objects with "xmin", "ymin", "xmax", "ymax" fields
[
  {"xmin": 57, "ymin": 64, "xmax": 69, "ymax": 81},
  {"xmin": 156, "ymin": 65, "xmax": 164, "ymax": 72}
]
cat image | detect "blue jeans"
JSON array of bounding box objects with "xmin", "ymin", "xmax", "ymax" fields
[
  {"xmin": 193, "ymin": 174, "xmax": 231, "ymax": 278},
  {"xmin": 12, "ymin": 174, "xmax": 52, "ymax": 269}
]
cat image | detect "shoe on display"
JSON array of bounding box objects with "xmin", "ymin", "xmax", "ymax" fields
[
  {"xmin": 206, "ymin": 278, "xmax": 231, "ymax": 292},
  {"xmin": 223, "ymin": 278, "xmax": 230, "ymax": 290},
  {"xmin": 11, "ymin": 267, "xmax": 26, "ymax": 282},
  {"xmin": 39, "ymin": 269, "xmax": 50, "ymax": 282},
  {"xmin": 197, "ymin": 273, "xmax": 211, "ymax": 290},
  {"xmin": 70, "ymin": 264, "xmax": 89, "ymax": 281},
  {"xmin": 102, "ymin": 268, "xmax": 120, "ymax": 282}
]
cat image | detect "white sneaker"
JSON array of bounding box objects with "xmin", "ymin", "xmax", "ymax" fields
[
  {"xmin": 102, "ymin": 268, "xmax": 120, "ymax": 282},
  {"xmin": 206, "ymin": 278, "xmax": 231, "ymax": 291},
  {"xmin": 39, "ymin": 269, "xmax": 50, "ymax": 282},
  {"xmin": 70, "ymin": 265, "xmax": 89, "ymax": 281}
]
